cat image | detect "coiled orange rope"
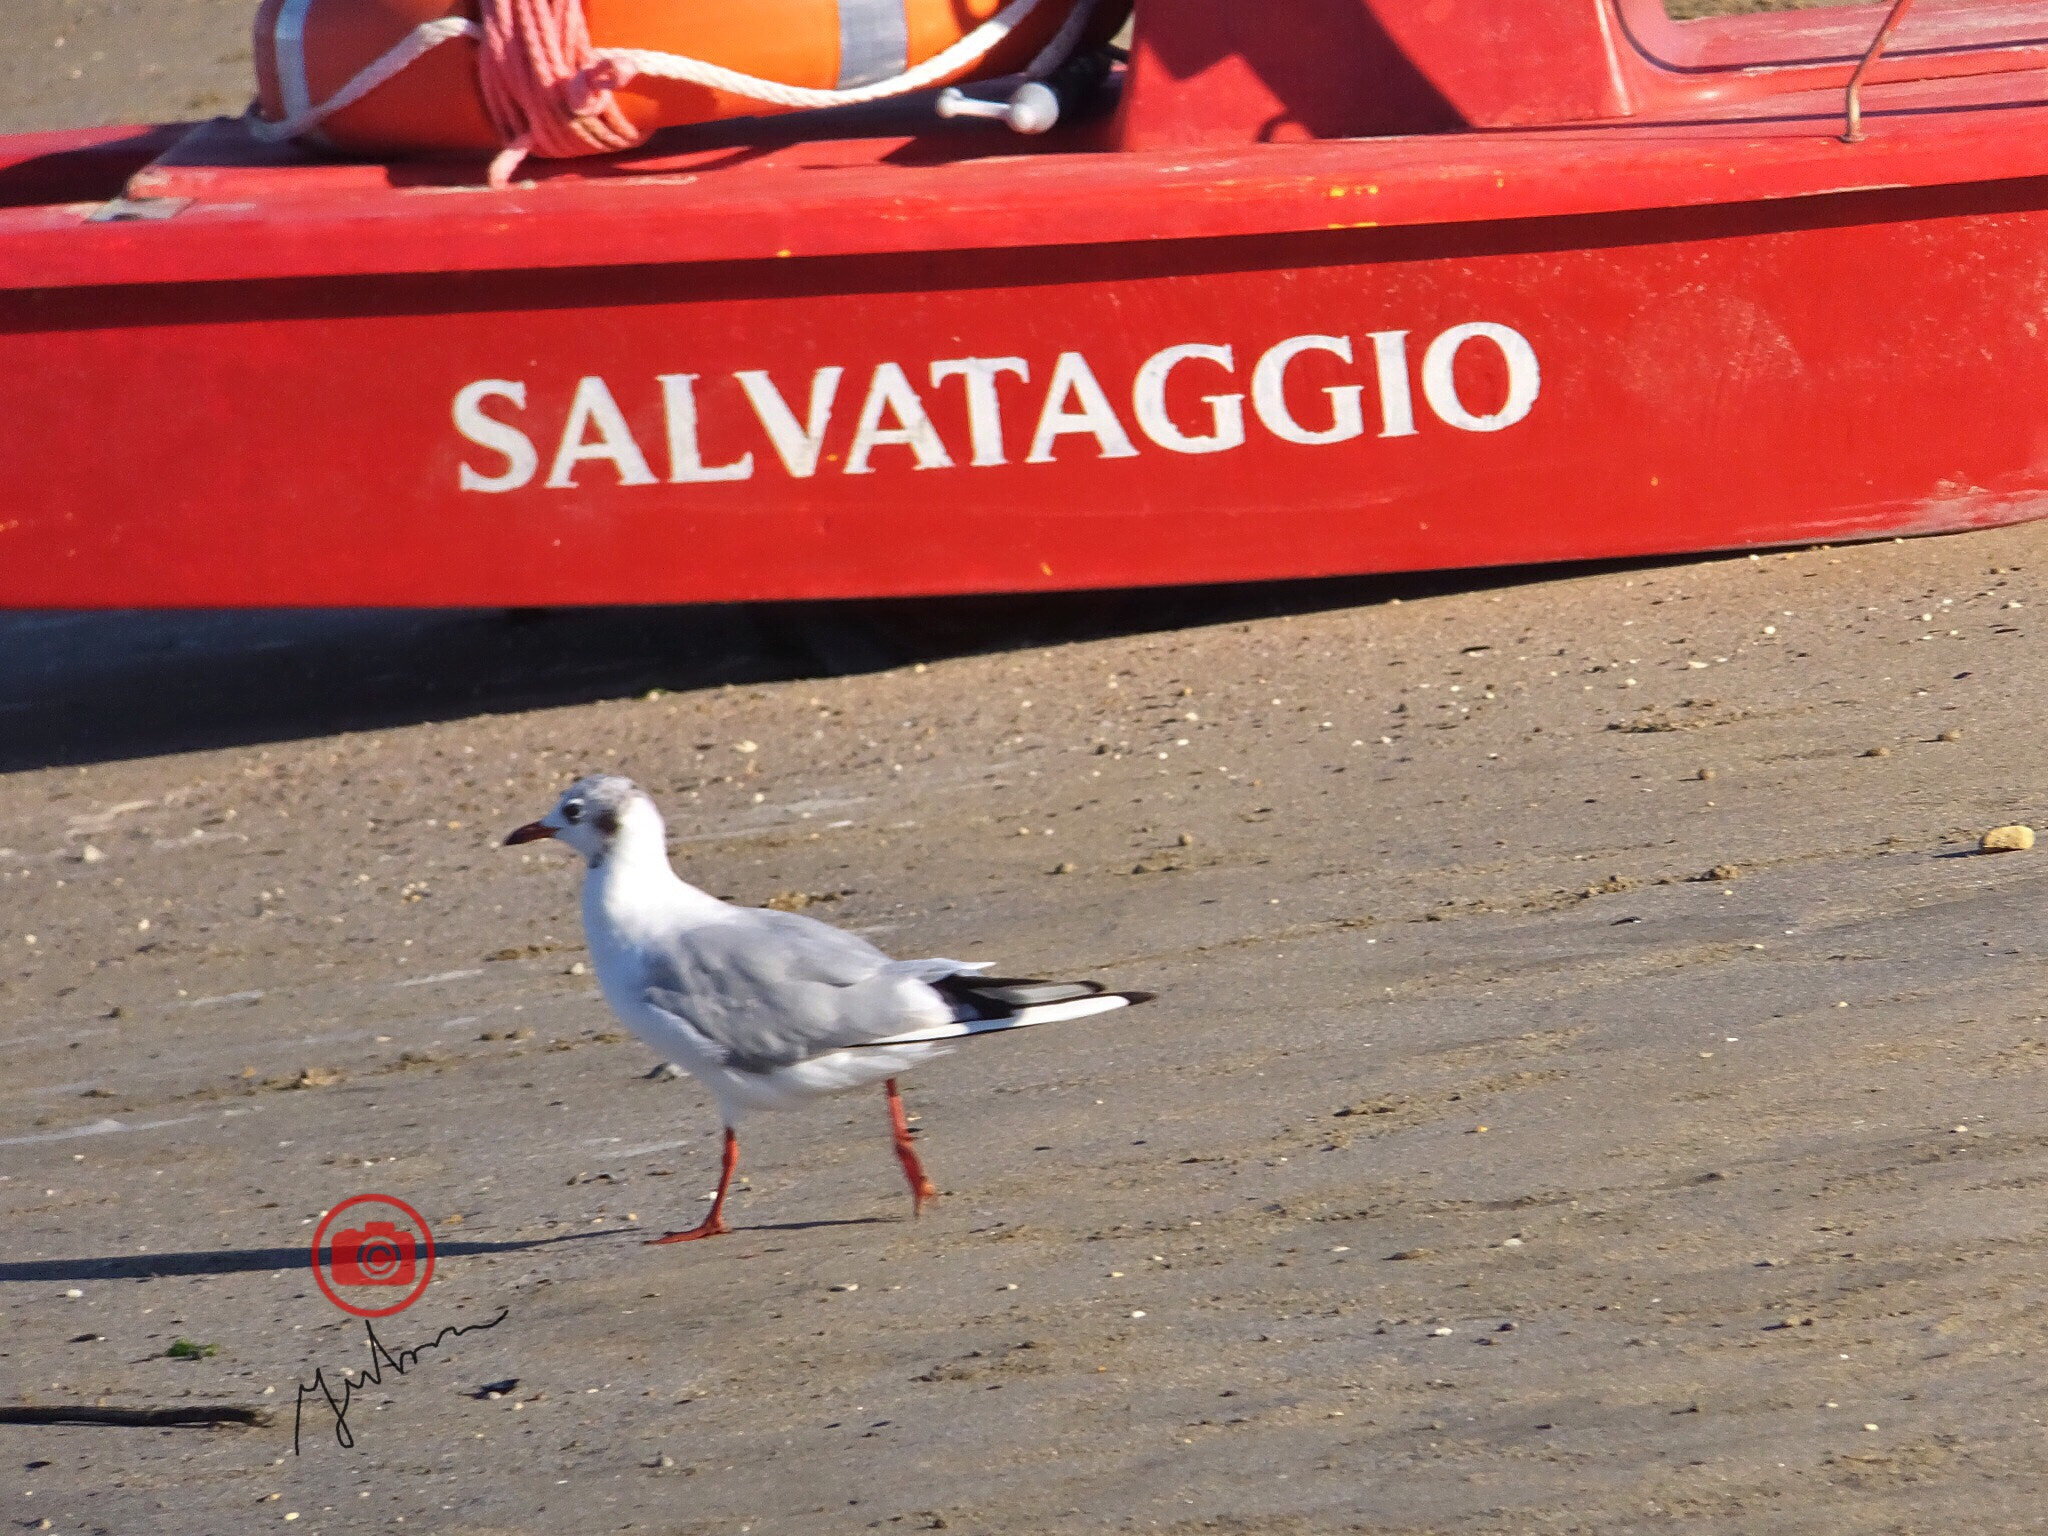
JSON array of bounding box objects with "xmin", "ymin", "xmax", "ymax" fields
[{"xmin": 477, "ymin": 0, "xmax": 640, "ymax": 187}]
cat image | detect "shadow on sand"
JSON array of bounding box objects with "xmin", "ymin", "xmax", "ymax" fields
[
  {"xmin": 2, "ymin": 562, "xmax": 1670, "ymax": 774},
  {"xmin": 0, "ymin": 1229, "xmax": 625, "ymax": 1284},
  {"xmin": 0, "ymin": 1214, "xmax": 895, "ymax": 1284}
]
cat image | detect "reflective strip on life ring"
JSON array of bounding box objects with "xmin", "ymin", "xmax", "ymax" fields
[
  {"xmin": 837, "ymin": 0, "xmax": 908, "ymax": 88},
  {"xmin": 272, "ymin": 0, "xmax": 317, "ymax": 130}
]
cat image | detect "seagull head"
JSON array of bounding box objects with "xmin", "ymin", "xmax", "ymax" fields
[{"xmin": 505, "ymin": 775, "xmax": 660, "ymax": 869}]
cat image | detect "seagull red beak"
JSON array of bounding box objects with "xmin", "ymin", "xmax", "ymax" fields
[{"xmin": 504, "ymin": 822, "xmax": 556, "ymax": 846}]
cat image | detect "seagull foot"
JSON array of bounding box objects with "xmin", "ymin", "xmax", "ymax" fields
[{"xmin": 646, "ymin": 1216, "xmax": 729, "ymax": 1244}]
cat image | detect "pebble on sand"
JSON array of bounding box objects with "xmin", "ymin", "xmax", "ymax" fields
[
  {"xmin": 1981, "ymin": 825, "xmax": 2035, "ymax": 852},
  {"xmin": 1861, "ymin": 747, "xmax": 1891, "ymax": 758}
]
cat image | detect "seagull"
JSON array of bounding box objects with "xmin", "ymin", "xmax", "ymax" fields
[{"xmin": 506, "ymin": 775, "xmax": 1151, "ymax": 1241}]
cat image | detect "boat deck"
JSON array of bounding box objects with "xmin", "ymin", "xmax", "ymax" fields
[{"xmin": 5, "ymin": 51, "xmax": 2048, "ymax": 294}]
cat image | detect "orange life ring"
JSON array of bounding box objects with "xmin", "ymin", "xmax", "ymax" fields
[{"xmin": 253, "ymin": 0, "xmax": 1110, "ymax": 158}]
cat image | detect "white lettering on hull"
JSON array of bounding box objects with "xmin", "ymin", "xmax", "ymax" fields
[
  {"xmin": 452, "ymin": 380, "xmax": 537, "ymax": 494},
  {"xmin": 656, "ymin": 373, "xmax": 753, "ymax": 484},
  {"xmin": 929, "ymin": 357, "xmax": 1029, "ymax": 466},
  {"xmin": 1252, "ymin": 334, "xmax": 1363, "ymax": 446},
  {"xmin": 453, "ymin": 324, "xmax": 1540, "ymax": 493},
  {"xmin": 544, "ymin": 376, "xmax": 657, "ymax": 489},
  {"xmin": 1133, "ymin": 345, "xmax": 1243, "ymax": 455},
  {"xmin": 1422, "ymin": 323, "xmax": 1540, "ymax": 433},
  {"xmin": 846, "ymin": 362, "xmax": 953, "ymax": 475},
  {"xmin": 734, "ymin": 367, "xmax": 842, "ymax": 479},
  {"xmin": 1027, "ymin": 352, "xmax": 1140, "ymax": 464}
]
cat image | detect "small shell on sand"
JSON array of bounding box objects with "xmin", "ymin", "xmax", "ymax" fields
[{"xmin": 1981, "ymin": 825, "xmax": 2035, "ymax": 853}]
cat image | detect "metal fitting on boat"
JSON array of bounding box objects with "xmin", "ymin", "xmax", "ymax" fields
[{"xmin": 937, "ymin": 81, "xmax": 1062, "ymax": 134}]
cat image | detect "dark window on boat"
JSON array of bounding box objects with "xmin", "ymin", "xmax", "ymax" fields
[{"xmin": 1663, "ymin": 0, "xmax": 1859, "ymax": 17}]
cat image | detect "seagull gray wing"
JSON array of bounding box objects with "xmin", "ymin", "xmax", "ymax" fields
[{"xmin": 640, "ymin": 908, "xmax": 965, "ymax": 1073}]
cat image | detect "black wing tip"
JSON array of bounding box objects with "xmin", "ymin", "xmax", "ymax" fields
[{"xmin": 935, "ymin": 975, "xmax": 1155, "ymax": 1017}]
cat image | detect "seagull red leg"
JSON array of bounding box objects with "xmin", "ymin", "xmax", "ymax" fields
[
  {"xmin": 885, "ymin": 1078, "xmax": 939, "ymax": 1215},
  {"xmin": 648, "ymin": 1126, "xmax": 736, "ymax": 1243}
]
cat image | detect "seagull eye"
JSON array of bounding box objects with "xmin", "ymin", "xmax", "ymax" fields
[{"xmin": 562, "ymin": 802, "xmax": 584, "ymax": 824}]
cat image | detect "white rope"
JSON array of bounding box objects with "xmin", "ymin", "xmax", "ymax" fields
[
  {"xmin": 247, "ymin": 14, "xmax": 480, "ymax": 143},
  {"xmin": 246, "ymin": 0, "xmax": 1095, "ymax": 148}
]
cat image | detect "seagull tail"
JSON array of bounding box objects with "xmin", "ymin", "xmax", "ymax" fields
[{"xmin": 859, "ymin": 977, "xmax": 1154, "ymax": 1048}]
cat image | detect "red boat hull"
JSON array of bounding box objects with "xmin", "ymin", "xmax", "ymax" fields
[
  {"xmin": 8, "ymin": 186, "xmax": 2047, "ymax": 607},
  {"xmin": 7, "ymin": 0, "xmax": 2048, "ymax": 606}
]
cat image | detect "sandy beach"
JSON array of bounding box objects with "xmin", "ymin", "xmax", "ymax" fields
[{"xmin": 9, "ymin": 523, "xmax": 2048, "ymax": 1533}]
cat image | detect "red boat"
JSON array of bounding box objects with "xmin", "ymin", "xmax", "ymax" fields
[{"xmin": 5, "ymin": 0, "xmax": 2046, "ymax": 608}]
